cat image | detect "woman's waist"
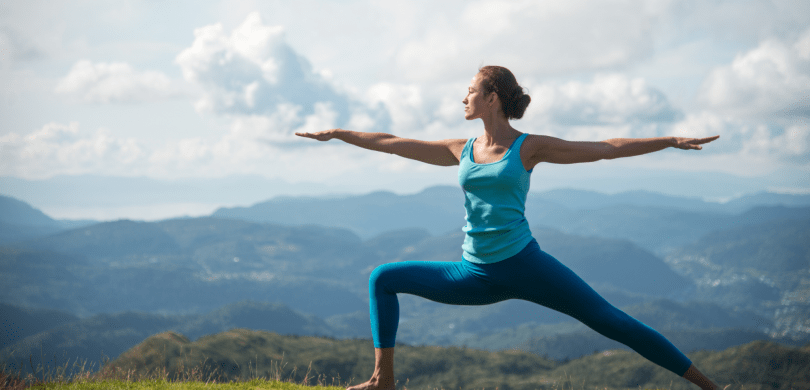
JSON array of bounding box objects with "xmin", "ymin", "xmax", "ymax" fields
[{"xmin": 462, "ymin": 216, "xmax": 529, "ymax": 234}]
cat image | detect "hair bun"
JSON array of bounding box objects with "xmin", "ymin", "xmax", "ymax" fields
[{"xmin": 478, "ymin": 65, "xmax": 532, "ymax": 120}]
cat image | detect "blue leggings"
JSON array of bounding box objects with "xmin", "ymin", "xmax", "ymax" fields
[{"xmin": 368, "ymin": 238, "xmax": 692, "ymax": 376}]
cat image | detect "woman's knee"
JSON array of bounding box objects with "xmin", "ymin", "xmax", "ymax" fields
[{"xmin": 369, "ymin": 263, "xmax": 399, "ymax": 292}]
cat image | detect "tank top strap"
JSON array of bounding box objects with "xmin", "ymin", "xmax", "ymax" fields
[
  {"xmin": 461, "ymin": 137, "xmax": 476, "ymax": 160},
  {"xmin": 506, "ymin": 133, "xmax": 529, "ymax": 161},
  {"xmin": 509, "ymin": 133, "xmax": 529, "ymax": 153}
]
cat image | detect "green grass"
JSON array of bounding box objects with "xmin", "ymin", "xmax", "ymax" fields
[
  {"xmin": 5, "ymin": 331, "xmax": 810, "ymax": 390},
  {"xmin": 26, "ymin": 379, "xmax": 341, "ymax": 389},
  {"xmin": 0, "ymin": 351, "xmax": 635, "ymax": 390},
  {"xmin": 0, "ymin": 351, "xmax": 348, "ymax": 390}
]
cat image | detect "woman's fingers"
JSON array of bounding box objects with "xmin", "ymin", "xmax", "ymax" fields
[
  {"xmin": 693, "ymin": 135, "xmax": 720, "ymax": 144},
  {"xmin": 295, "ymin": 131, "xmax": 333, "ymax": 141},
  {"xmin": 675, "ymin": 135, "xmax": 720, "ymax": 150}
]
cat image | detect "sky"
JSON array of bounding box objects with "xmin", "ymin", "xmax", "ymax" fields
[{"xmin": 1, "ymin": 0, "xmax": 809, "ymax": 221}]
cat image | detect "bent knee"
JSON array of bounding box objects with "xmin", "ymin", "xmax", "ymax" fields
[{"xmin": 369, "ymin": 263, "xmax": 399, "ymax": 290}]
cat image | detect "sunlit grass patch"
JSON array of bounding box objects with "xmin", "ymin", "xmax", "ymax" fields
[{"xmin": 27, "ymin": 378, "xmax": 343, "ymax": 389}]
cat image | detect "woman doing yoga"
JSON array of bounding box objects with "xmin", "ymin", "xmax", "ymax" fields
[{"xmin": 296, "ymin": 66, "xmax": 722, "ymax": 390}]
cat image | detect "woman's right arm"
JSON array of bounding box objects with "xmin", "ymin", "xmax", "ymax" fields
[{"xmin": 295, "ymin": 129, "xmax": 465, "ymax": 166}]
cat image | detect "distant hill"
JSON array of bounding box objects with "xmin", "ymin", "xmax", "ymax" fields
[
  {"xmin": 0, "ymin": 195, "xmax": 64, "ymax": 244},
  {"xmin": 0, "ymin": 246, "xmax": 97, "ymax": 317},
  {"xmin": 536, "ymin": 188, "xmax": 810, "ymax": 214},
  {"xmin": 1, "ymin": 296, "xmax": 799, "ymax": 385},
  {"xmin": 388, "ymin": 226, "xmax": 694, "ymax": 299},
  {"xmin": 725, "ymin": 191, "xmax": 810, "ymax": 213},
  {"xmin": 0, "ymin": 195, "xmax": 95, "ymax": 244},
  {"xmin": 545, "ymin": 339, "xmax": 810, "ymax": 390},
  {"xmin": 32, "ymin": 219, "xmax": 183, "ymax": 258},
  {"xmin": 663, "ymin": 215, "xmax": 810, "ymax": 340},
  {"xmin": 5, "ymin": 185, "xmax": 810, "ymax": 253},
  {"xmin": 85, "ymin": 330, "xmax": 810, "ymax": 390},
  {"xmin": 213, "ymin": 185, "xmax": 810, "ymax": 255},
  {"xmin": 6, "ymin": 216, "xmax": 700, "ymax": 320},
  {"xmin": 3, "ymin": 197, "xmax": 809, "ymax": 379},
  {"xmin": 5, "ymin": 210, "xmax": 807, "ymax": 348},
  {"xmin": 0, "ymin": 303, "xmax": 79, "ymax": 350},
  {"xmin": 672, "ymin": 216, "xmax": 810, "ymax": 274},
  {"xmin": 0, "ymin": 300, "xmax": 335, "ymax": 380},
  {"xmin": 7, "ymin": 218, "xmax": 369, "ymax": 317},
  {"xmin": 666, "ymin": 215, "xmax": 810, "ymax": 319},
  {"xmin": 518, "ymin": 328, "xmax": 792, "ymax": 361},
  {"xmin": 213, "ymin": 186, "xmax": 468, "ymax": 238},
  {"xmin": 0, "ymin": 195, "xmax": 59, "ymax": 227},
  {"xmin": 392, "ymin": 298, "xmax": 776, "ymax": 356}
]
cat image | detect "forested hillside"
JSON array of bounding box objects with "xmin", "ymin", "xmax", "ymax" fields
[
  {"xmin": 2, "ymin": 190, "xmax": 809, "ymax": 386},
  {"xmin": 83, "ymin": 329, "xmax": 810, "ymax": 390}
]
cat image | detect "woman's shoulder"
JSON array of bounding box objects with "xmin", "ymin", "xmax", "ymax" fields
[
  {"xmin": 521, "ymin": 133, "xmax": 557, "ymax": 149},
  {"xmin": 518, "ymin": 133, "xmax": 554, "ymax": 169},
  {"xmin": 437, "ymin": 138, "xmax": 472, "ymax": 148}
]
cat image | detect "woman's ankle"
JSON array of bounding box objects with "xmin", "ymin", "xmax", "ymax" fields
[{"xmin": 682, "ymin": 364, "xmax": 718, "ymax": 390}]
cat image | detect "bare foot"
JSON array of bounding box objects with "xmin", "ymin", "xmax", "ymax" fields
[{"xmin": 346, "ymin": 376, "xmax": 395, "ymax": 390}]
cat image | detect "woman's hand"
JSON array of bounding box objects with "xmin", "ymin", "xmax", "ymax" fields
[
  {"xmin": 295, "ymin": 129, "xmax": 340, "ymax": 141},
  {"xmin": 671, "ymin": 135, "xmax": 720, "ymax": 150}
]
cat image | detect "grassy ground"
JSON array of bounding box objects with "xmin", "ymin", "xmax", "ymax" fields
[
  {"xmin": 0, "ymin": 353, "xmax": 649, "ymax": 390},
  {"xmin": 0, "ymin": 353, "xmax": 348, "ymax": 390},
  {"xmin": 7, "ymin": 332, "xmax": 809, "ymax": 390}
]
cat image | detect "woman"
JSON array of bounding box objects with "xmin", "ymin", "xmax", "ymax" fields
[{"xmin": 296, "ymin": 66, "xmax": 722, "ymax": 390}]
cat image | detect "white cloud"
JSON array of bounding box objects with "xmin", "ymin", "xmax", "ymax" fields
[
  {"xmin": 367, "ymin": 83, "xmax": 428, "ymax": 135},
  {"xmin": 393, "ymin": 0, "xmax": 656, "ymax": 83},
  {"xmin": 54, "ymin": 60, "xmax": 181, "ymax": 103},
  {"xmin": 174, "ymin": 11, "xmax": 390, "ymax": 143},
  {"xmin": 530, "ymin": 74, "xmax": 683, "ymax": 126},
  {"xmin": 698, "ymin": 28, "xmax": 810, "ymax": 117},
  {"xmin": 741, "ymin": 123, "xmax": 810, "ymax": 165},
  {"xmin": 4, "ymin": 2, "xmax": 807, "ymax": 194},
  {"xmin": 682, "ymin": 30, "xmax": 810, "ymax": 173},
  {"xmin": 0, "ymin": 122, "xmax": 145, "ymax": 178},
  {"xmin": 662, "ymin": 110, "xmax": 810, "ymax": 172}
]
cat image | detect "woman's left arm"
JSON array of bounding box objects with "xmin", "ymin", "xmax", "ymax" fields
[
  {"xmin": 526, "ymin": 134, "xmax": 720, "ymax": 166},
  {"xmin": 605, "ymin": 135, "xmax": 720, "ymax": 158}
]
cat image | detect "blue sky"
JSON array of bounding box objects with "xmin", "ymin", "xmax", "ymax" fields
[{"xmin": 1, "ymin": 0, "xmax": 809, "ymax": 220}]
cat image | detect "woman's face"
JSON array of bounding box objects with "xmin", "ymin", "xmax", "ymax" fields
[{"xmin": 462, "ymin": 73, "xmax": 490, "ymax": 121}]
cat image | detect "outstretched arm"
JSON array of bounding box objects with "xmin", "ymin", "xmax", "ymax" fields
[
  {"xmin": 295, "ymin": 129, "xmax": 465, "ymax": 166},
  {"xmin": 527, "ymin": 135, "xmax": 720, "ymax": 165}
]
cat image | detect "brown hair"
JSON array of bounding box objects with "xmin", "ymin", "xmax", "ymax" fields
[{"xmin": 477, "ymin": 66, "xmax": 531, "ymax": 120}]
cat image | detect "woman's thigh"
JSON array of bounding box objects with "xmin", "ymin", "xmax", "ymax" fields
[
  {"xmin": 370, "ymin": 260, "xmax": 510, "ymax": 306},
  {"xmin": 485, "ymin": 241, "xmax": 616, "ymax": 321}
]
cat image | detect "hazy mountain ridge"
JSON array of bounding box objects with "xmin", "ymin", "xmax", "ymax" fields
[
  {"xmin": 2, "ymin": 189, "xmax": 810, "ymax": 384},
  {"xmin": 212, "ymin": 186, "xmax": 810, "ymax": 255},
  {"xmin": 3, "ymin": 194, "xmax": 809, "ymax": 329},
  {"xmin": 4, "ymin": 214, "xmax": 700, "ymax": 319},
  {"xmin": 665, "ymin": 216, "xmax": 810, "ymax": 336},
  {"xmin": 0, "ymin": 195, "xmax": 96, "ymax": 242},
  {"xmin": 0, "ymin": 301, "xmax": 336, "ymax": 377},
  {"xmin": 213, "ymin": 186, "xmax": 468, "ymax": 238}
]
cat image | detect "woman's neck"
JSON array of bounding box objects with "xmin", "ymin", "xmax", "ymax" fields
[{"xmin": 479, "ymin": 114, "xmax": 520, "ymax": 146}]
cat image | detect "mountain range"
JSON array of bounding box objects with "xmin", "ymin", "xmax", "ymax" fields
[{"xmin": 1, "ymin": 187, "xmax": 809, "ymax": 380}]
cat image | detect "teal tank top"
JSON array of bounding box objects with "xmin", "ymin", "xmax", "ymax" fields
[{"xmin": 458, "ymin": 133, "xmax": 534, "ymax": 264}]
